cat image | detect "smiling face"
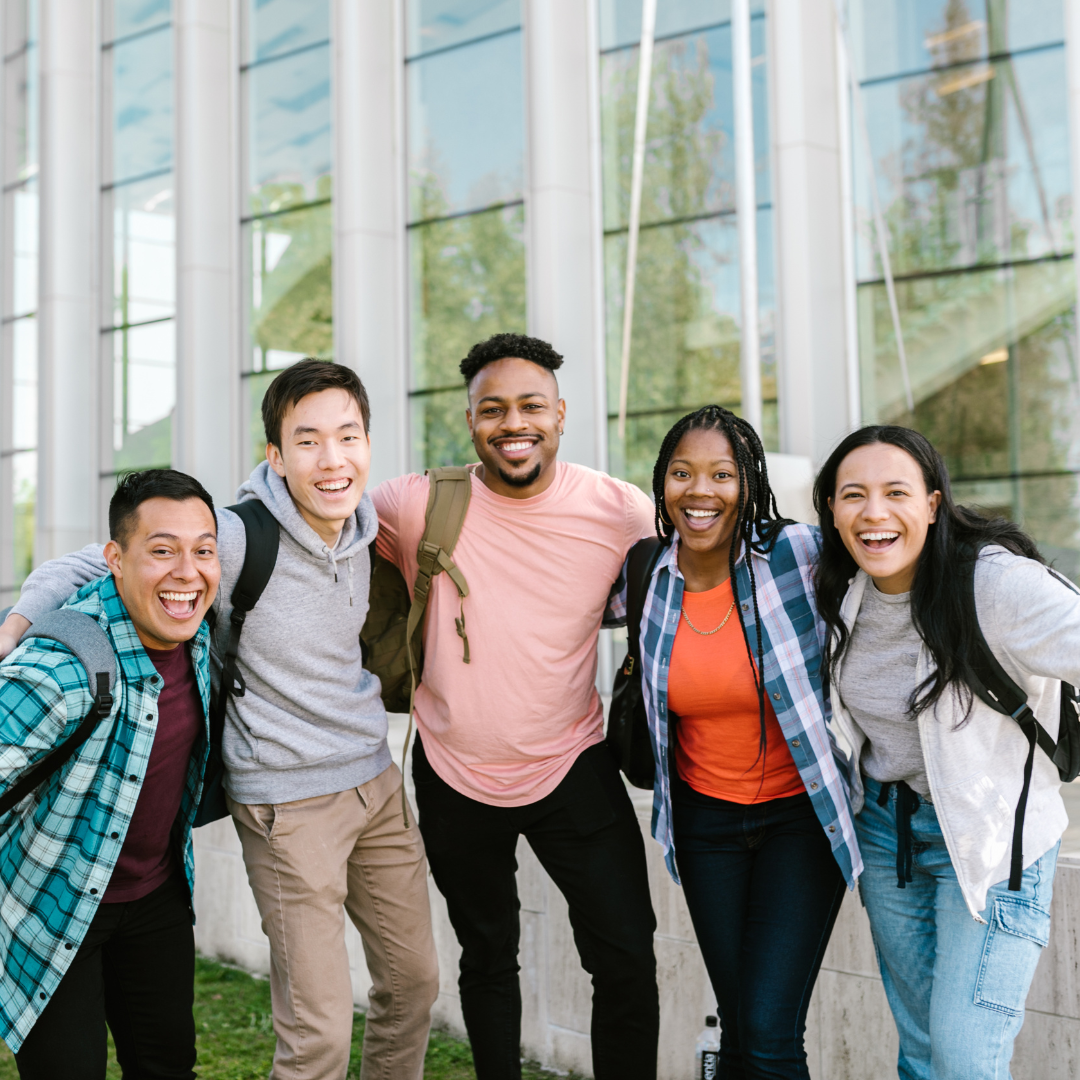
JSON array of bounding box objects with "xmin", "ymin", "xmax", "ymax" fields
[
  {"xmin": 266, "ymin": 387, "xmax": 371, "ymax": 545},
  {"xmin": 465, "ymin": 357, "xmax": 565, "ymax": 499},
  {"xmin": 104, "ymin": 496, "xmax": 220, "ymax": 651},
  {"xmin": 828, "ymin": 441, "xmax": 942, "ymax": 594},
  {"xmin": 664, "ymin": 427, "xmax": 742, "ymax": 583}
]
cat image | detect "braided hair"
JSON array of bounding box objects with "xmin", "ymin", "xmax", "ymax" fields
[{"xmin": 652, "ymin": 405, "xmax": 794, "ymax": 764}]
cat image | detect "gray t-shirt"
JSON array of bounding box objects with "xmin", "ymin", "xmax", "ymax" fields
[{"xmin": 838, "ymin": 583, "xmax": 930, "ymax": 798}]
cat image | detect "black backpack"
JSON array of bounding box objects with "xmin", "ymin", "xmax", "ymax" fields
[
  {"xmin": 962, "ymin": 549, "xmax": 1080, "ymax": 890},
  {"xmin": 607, "ymin": 538, "xmax": 663, "ymax": 789}
]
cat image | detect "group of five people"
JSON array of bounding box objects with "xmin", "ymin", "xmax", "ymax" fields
[{"xmin": 0, "ymin": 332, "xmax": 1078, "ymax": 1080}]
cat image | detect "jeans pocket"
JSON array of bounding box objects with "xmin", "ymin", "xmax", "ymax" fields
[{"xmin": 974, "ymin": 897, "xmax": 1051, "ymax": 1016}]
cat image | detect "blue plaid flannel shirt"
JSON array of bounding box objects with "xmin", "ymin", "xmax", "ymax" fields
[
  {"xmin": 604, "ymin": 523, "xmax": 861, "ymax": 888},
  {"xmin": 0, "ymin": 574, "xmax": 211, "ymax": 1053}
]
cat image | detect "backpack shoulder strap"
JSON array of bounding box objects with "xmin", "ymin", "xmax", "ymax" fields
[
  {"xmin": 0, "ymin": 610, "xmax": 116, "ymax": 817},
  {"xmin": 625, "ymin": 537, "xmax": 663, "ymax": 662},
  {"xmin": 211, "ymin": 500, "xmax": 281, "ymax": 740}
]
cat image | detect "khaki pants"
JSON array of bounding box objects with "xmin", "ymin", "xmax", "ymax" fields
[{"xmin": 228, "ymin": 764, "xmax": 438, "ymax": 1080}]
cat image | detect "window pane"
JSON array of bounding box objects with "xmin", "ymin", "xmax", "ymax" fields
[
  {"xmin": 598, "ymin": 0, "xmax": 764, "ymax": 52},
  {"xmin": 111, "ymin": 0, "xmax": 171, "ymax": 42},
  {"xmin": 409, "ymin": 204, "xmax": 526, "ymax": 392},
  {"xmin": 407, "ymin": 30, "xmax": 524, "ymax": 221},
  {"xmin": 857, "ymin": 257, "xmax": 1076, "ymax": 439},
  {"xmin": 411, "ymin": 388, "xmax": 473, "ymax": 471},
  {"xmin": 111, "ymin": 320, "xmax": 175, "ymax": 471},
  {"xmin": 604, "ymin": 217, "xmax": 744, "ymax": 481},
  {"xmin": 406, "ymin": 0, "xmax": 520, "ymax": 58},
  {"xmin": 853, "ymin": 0, "xmax": 1064, "ymax": 84},
  {"xmin": 11, "ymin": 315, "xmax": 37, "ymax": 450},
  {"xmin": 247, "ymin": 202, "xmax": 333, "ymax": 368},
  {"xmin": 855, "ymin": 47, "xmax": 1072, "ymax": 280},
  {"xmin": 247, "ymin": 0, "xmax": 329, "ymax": 64},
  {"xmin": 108, "ymin": 25, "xmax": 173, "ymax": 185},
  {"xmin": 11, "ymin": 449, "xmax": 36, "ymax": 589},
  {"xmin": 3, "ymin": 36, "xmax": 38, "ymax": 185},
  {"xmin": 247, "ymin": 43, "xmax": 332, "ymax": 214},
  {"xmin": 601, "ymin": 22, "xmax": 769, "ymax": 233},
  {"xmin": 3, "ymin": 184, "xmax": 38, "ymax": 318},
  {"xmin": 110, "ymin": 176, "xmax": 175, "ymax": 326}
]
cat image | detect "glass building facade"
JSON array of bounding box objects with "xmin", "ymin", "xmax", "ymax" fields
[
  {"xmin": 1, "ymin": 0, "xmax": 36, "ymax": 599},
  {"xmin": 241, "ymin": 0, "xmax": 332, "ymax": 467},
  {"xmin": 1, "ymin": 0, "xmax": 1078, "ymax": 589},
  {"xmin": 599, "ymin": 0, "xmax": 774, "ymax": 491},
  {"xmin": 852, "ymin": 0, "xmax": 1080, "ymax": 576}
]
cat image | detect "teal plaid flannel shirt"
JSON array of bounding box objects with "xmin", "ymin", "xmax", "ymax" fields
[
  {"xmin": 604, "ymin": 523, "xmax": 862, "ymax": 889},
  {"xmin": 0, "ymin": 573, "xmax": 211, "ymax": 1053}
]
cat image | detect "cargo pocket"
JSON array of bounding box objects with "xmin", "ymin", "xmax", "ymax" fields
[{"xmin": 974, "ymin": 897, "xmax": 1051, "ymax": 1016}]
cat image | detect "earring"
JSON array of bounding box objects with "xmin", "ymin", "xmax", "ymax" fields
[{"xmin": 658, "ymin": 498, "xmax": 673, "ymax": 527}]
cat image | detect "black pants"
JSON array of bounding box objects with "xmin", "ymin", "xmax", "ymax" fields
[
  {"xmin": 413, "ymin": 737, "xmax": 659, "ymax": 1080},
  {"xmin": 672, "ymin": 780, "xmax": 846, "ymax": 1080},
  {"xmin": 16, "ymin": 874, "xmax": 196, "ymax": 1080}
]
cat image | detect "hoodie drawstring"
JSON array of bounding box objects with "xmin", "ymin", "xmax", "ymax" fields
[
  {"xmin": 325, "ymin": 546, "xmax": 354, "ymax": 607},
  {"xmin": 347, "ymin": 557, "xmax": 354, "ymax": 607}
]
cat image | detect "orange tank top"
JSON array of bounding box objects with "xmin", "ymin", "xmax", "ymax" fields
[{"xmin": 669, "ymin": 577, "xmax": 805, "ymax": 804}]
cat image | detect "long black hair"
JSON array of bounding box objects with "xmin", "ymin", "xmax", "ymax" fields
[
  {"xmin": 813, "ymin": 425, "xmax": 1043, "ymax": 720},
  {"xmin": 652, "ymin": 405, "xmax": 794, "ymax": 759}
]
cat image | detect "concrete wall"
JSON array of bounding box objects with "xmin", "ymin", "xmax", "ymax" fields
[{"xmin": 193, "ymin": 717, "xmax": 1080, "ymax": 1079}]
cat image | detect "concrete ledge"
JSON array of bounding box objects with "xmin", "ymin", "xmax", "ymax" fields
[{"xmin": 192, "ymin": 719, "xmax": 1079, "ymax": 1079}]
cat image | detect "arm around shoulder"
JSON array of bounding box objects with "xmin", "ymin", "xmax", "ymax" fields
[{"xmin": 9, "ymin": 545, "xmax": 109, "ymax": 626}]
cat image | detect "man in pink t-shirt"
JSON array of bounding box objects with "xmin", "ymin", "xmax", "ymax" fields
[{"xmin": 372, "ymin": 333, "xmax": 658, "ymax": 1080}]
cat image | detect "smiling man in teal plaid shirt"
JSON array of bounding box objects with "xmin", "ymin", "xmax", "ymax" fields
[{"xmin": 0, "ymin": 470, "xmax": 219, "ymax": 1079}]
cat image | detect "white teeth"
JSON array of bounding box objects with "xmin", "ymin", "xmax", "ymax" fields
[
  {"xmin": 859, "ymin": 532, "xmax": 899, "ymax": 541},
  {"xmin": 160, "ymin": 591, "xmax": 197, "ymax": 601},
  {"xmin": 686, "ymin": 509, "xmax": 720, "ymax": 518},
  {"xmin": 500, "ymin": 441, "xmax": 534, "ymax": 452},
  {"xmin": 316, "ymin": 479, "xmax": 350, "ymax": 491}
]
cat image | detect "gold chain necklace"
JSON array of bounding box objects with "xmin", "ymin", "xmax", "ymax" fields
[{"xmin": 681, "ymin": 598, "xmax": 736, "ymax": 636}]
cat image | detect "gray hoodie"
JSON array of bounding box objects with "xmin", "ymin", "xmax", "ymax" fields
[{"xmin": 11, "ymin": 461, "xmax": 391, "ymax": 804}]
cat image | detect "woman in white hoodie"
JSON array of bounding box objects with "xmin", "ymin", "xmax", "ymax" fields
[{"xmin": 812, "ymin": 425, "xmax": 1080, "ymax": 1080}]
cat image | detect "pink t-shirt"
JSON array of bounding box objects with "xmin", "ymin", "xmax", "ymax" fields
[{"xmin": 372, "ymin": 461, "xmax": 654, "ymax": 806}]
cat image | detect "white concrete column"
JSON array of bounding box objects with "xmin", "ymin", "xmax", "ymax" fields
[
  {"xmin": 331, "ymin": 0, "xmax": 408, "ymax": 486},
  {"xmin": 769, "ymin": 0, "xmax": 852, "ymax": 464},
  {"xmin": 1066, "ymin": 0, "xmax": 1080, "ymax": 355},
  {"xmin": 174, "ymin": 0, "xmax": 239, "ymax": 507},
  {"xmin": 524, "ymin": 0, "xmax": 607, "ymax": 472},
  {"xmin": 36, "ymin": 0, "xmax": 99, "ymax": 558}
]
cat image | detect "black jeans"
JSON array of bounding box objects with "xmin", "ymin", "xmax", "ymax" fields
[
  {"xmin": 16, "ymin": 874, "xmax": 196, "ymax": 1080},
  {"xmin": 673, "ymin": 780, "xmax": 845, "ymax": 1080},
  {"xmin": 413, "ymin": 737, "xmax": 659, "ymax": 1080}
]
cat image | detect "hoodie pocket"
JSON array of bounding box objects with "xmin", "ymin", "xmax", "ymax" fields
[{"xmin": 974, "ymin": 897, "xmax": 1050, "ymax": 1015}]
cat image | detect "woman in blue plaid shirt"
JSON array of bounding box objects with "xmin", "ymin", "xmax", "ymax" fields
[{"xmin": 610, "ymin": 406, "xmax": 859, "ymax": 1080}]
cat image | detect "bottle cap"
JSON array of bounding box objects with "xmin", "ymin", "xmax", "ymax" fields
[{"xmin": 706, "ymin": 1016, "xmax": 718, "ymax": 1027}]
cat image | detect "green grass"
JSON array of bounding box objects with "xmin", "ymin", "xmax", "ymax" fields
[{"xmin": 0, "ymin": 956, "xmax": 562, "ymax": 1079}]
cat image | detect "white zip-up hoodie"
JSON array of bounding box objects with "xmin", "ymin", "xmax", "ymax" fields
[{"xmin": 829, "ymin": 546, "xmax": 1080, "ymax": 921}]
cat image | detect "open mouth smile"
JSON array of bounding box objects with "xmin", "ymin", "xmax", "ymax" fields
[
  {"xmin": 683, "ymin": 507, "xmax": 721, "ymax": 532},
  {"xmin": 314, "ymin": 478, "xmax": 352, "ymax": 493},
  {"xmin": 492, "ymin": 437, "xmax": 539, "ymax": 462},
  {"xmin": 858, "ymin": 531, "xmax": 899, "ymax": 551},
  {"xmin": 159, "ymin": 590, "xmax": 200, "ymax": 619}
]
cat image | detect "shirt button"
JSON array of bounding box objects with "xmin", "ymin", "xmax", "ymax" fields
[
  {"xmin": 64, "ymin": 943, "xmax": 73, "ymax": 950},
  {"xmin": 110, "ymin": 832, "xmax": 119, "ymax": 840},
  {"xmin": 828, "ymin": 825, "xmax": 836, "ymax": 833},
  {"xmin": 128, "ymin": 775, "xmax": 137, "ymax": 782},
  {"xmin": 145, "ymin": 714, "xmax": 153, "ymax": 721},
  {"xmin": 772, "ymin": 691, "xmax": 781, "ymax": 701},
  {"xmin": 742, "ymin": 603, "xmax": 749, "ymax": 611},
  {"xmin": 791, "ymin": 739, "xmax": 801, "ymax": 748},
  {"xmin": 90, "ymin": 888, "xmax": 98, "ymax": 895},
  {"xmin": 810, "ymin": 782, "xmax": 818, "ymax": 790},
  {"xmin": 149, "ymin": 676, "xmax": 160, "ymax": 685},
  {"xmin": 39, "ymin": 992, "xmax": 46, "ymax": 1000}
]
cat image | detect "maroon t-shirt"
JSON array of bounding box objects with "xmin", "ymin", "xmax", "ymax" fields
[{"xmin": 102, "ymin": 642, "xmax": 203, "ymax": 903}]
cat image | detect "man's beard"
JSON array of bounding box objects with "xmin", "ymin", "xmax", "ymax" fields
[{"xmin": 496, "ymin": 461, "xmax": 543, "ymax": 488}]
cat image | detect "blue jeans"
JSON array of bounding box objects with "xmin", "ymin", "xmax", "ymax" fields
[
  {"xmin": 672, "ymin": 780, "xmax": 846, "ymax": 1080},
  {"xmin": 857, "ymin": 776, "xmax": 1058, "ymax": 1080}
]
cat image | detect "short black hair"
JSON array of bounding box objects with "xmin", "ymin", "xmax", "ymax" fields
[
  {"xmin": 109, "ymin": 469, "xmax": 216, "ymax": 550},
  {"xmin": 459, "ymin": 333, "xmax": 564, "ymax": 385},
  {"xmin": 262, "ymin": 358, "xmax": 371, "ymax": 448}
]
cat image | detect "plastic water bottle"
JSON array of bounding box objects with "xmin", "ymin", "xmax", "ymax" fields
[{"xmin": 695, "ymin": 1015, "xmax": 720, "ymax": 1080}]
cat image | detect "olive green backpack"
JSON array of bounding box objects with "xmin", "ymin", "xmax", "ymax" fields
[{"xmin": 360, "ymin": 466, "xmax": 473, "ymax": 818}]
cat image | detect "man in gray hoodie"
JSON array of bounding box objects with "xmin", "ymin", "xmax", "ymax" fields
[{"xmin": 0, "ymin": 360, "xmax": 439, "ymax": 1080}]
